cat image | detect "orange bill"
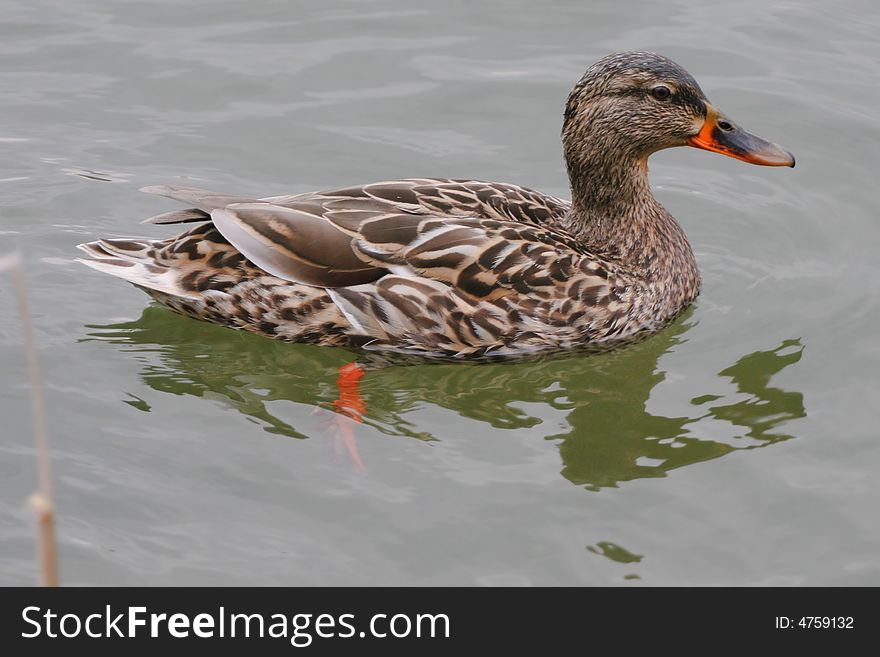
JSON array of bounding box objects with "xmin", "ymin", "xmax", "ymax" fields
[{"xmin": 688, "ymin": 104, "xmax": 795, "ymax": 167}]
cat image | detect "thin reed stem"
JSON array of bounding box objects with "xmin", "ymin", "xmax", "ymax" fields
[{"xmin": 1, "ymin": 252, "xmax": 59, "ymax": 587}]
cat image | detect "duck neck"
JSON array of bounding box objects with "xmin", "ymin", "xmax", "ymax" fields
[{"xmin": 562, "ymin": 152, "xmax": 698, "ymax": 285}]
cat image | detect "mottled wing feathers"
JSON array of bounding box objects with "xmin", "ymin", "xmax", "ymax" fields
[
  {"xmin": 209, "ymin": 198, "xmax": 594, "ymax": 302},
  {"xmin": 350, "ymin": 216, "xmax": 592, "ymax": 300},
  {"xmin": 129, "ymin": 180, "xmax": 594, "ymax": 305}
]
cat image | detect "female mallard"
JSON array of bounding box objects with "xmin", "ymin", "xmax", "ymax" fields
[{"xmin": 78, "ymin": 52, "xmax": 794, "ymax": 359}]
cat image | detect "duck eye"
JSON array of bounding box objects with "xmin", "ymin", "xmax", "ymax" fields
[{"xmin": 650, "ymin": 85, "xmax": 672, "ymax": 101}]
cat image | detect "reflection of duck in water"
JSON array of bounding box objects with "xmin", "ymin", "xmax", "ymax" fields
[
  {"xmin": 78, "ymin": 52, "xmax": 793, "ymax": 362},
  {"xmin": 87, "ymin": 308, "xmax": 805, "ymax": 490}
]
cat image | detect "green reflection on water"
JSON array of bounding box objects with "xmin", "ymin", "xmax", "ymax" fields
[
  {"xmin": 86, "ymin": 305, "xmax": 804, "ymax": 490},
  {"xmin": 587, "ymin": 541, "xmax": 644, "ymax": 564}
]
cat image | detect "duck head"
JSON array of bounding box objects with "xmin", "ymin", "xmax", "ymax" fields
[{"xmin": 562, "ymin": 51, "xmax": 795, "ymax": 173}]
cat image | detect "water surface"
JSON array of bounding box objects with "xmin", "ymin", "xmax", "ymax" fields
[{"xmin": 1, "ymin": 0, "xmax": 879, "ymax": 585}]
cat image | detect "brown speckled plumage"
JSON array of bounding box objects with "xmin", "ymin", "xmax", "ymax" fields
[{"xmin": 77, "ymin": 52, "xmax": 793, "ymax": 359}]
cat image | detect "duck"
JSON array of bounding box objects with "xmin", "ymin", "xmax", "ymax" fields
[{"xmin": 77, "ymin": 51, "xmax": 794, "ymax": 360}]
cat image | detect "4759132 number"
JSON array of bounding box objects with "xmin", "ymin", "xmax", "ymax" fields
[{"xmin": 775, "ymin": 617, "xmax": 854, "ymax": 629}]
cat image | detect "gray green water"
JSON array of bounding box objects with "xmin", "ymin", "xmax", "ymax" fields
[{"xmin": 1, "ymin": 0, "xmax": 879, "ymax": 585}]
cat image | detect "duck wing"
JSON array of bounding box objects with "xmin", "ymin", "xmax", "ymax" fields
[
  {"xmin": 209, "ymin": 198, "xmax": 601, "ymax": 297},
  {"xmin": 137, "ymin": 181, "xmax": 577, "ymax": 292}
]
